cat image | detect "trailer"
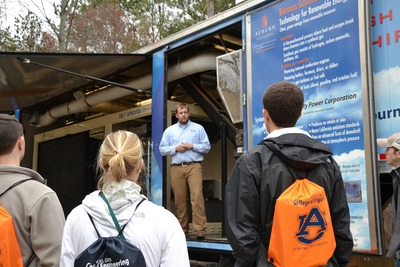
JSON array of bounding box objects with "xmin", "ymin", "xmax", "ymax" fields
[{"xmin": 1, "ymin": 0, "xmax": 399, "ymax": 265}]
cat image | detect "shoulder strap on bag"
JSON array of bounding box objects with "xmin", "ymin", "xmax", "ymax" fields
[
  {"xmin": 25, "ymin": 251, "xmax": 36, "ymax": 267},
  {"xmin": 0, "ymin": 178, "xmax": 34, "ymax": 197},
  {"xmin": 118, "ymin": 198, "xmax": 146, "ymax": 236},
  {"xmin": 99, "ymin": 192, "xmax": 146, "ymax": 240},
  {"xmin": 264, "ymin": 140, "xmax": 318, "ymax": 170},
  {"xmin": 100, "ymin": 192, "xmax": 124, "ymax": 238},
  {"xmin": 87, "ymin": 213, "xmax": 101, "ymax": 238}
]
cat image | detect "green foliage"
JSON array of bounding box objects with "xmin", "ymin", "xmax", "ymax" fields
[
  {"xmin": 114, "ymin": 0, "xmax": 235, "ymax": 41},
  {"xmin": 0, "ymin": 28, "xmax": 18, "ymax": 52},
  {"xmin": 164, "ymin": 0, "xmax": 235, "ymax": 36},
  {"xmin": 13, "ymin": 11, "xmax": 45, "ymax": 52}
]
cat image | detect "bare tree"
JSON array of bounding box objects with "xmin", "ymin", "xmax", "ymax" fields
[
  {"xmin": 206, "ymin": 0, "xmax": 214, "ymax": 18},
  {"xmin": 57, "ymin": 0, "xmax": 80, "ymax": 51},
  {"xmin": 17, "ymin": 0, "xmax": 81, "ymax": 52},
  {"xmin": 0, "ymin": 0, "xmax": 16, "ymax": 51},
  {"xmin": 68, "ymin": 3, "xmax": 140, "ymax": 53},
  {"xmin": 0, "ymin": 0, "xmax": 9, "ymax": 29}
]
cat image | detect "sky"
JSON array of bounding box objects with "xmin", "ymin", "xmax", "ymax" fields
[{"xmin": 2, "ymin": 0, "xmax": 21, "ymax": 29}]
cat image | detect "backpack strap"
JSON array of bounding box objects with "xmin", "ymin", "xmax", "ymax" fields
[
  {"xmin": 25, "ymin": 251, "xmax": 36, "ymax": 267},
  {"xmin": 264, "ymin": 140, "xmax": 318, "ymax": 170},
  {"xmin": 118, "ymin": 198, "xmax": 146, "ymax": 237},
  {"xmin": 100, "ymin": 192, "xmax": 125, "ymax": 239},
  {"xmin": 0, "ymin": 178, "xmax": 34, "ymax": 197},
  {"xmin": 87, "ymin": 213, "xmax": 101, "ymax": 238},
  {"xmin": 100, "ymin": 192, "xmax": 146, "ymax": 240}
]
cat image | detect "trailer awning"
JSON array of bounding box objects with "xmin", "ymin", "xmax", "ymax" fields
[{"xmin": 0, "ymin": 52, "xmax": 148, "ymax": 113}]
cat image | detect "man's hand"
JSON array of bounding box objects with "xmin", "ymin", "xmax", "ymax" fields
[
  {"xmin": 181, "ymin": 142, "xmax": 193, "ymax": 150},
  {"xmin": 175, "ymin": 142, "xmax": 193, "ymax": 152}
]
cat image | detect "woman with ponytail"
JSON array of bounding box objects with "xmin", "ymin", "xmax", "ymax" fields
[{"xmin": 60, "ymin": 130, "xmax": 190, "ymax": 267}]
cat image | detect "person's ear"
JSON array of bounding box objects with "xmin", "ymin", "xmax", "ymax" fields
[
  {"xmin": 298, "ymin": 112, "xmax": 302, "ymax": 119},
  {"xmin": 263, "ymin": 108, "xmax": 271, "ymax": 133},
  {"xmin": 136, "ymin": 159, "xmax": 144, "ymax": 174},
  {"xmin": 263, "ymin": 109, "xmax": 269, "ymax": 121},
  {"xmin": 17, "ymin": 136, "xmax": 25, "ymax": 161},
  {"xmin": 100, "ymin": 159, "xmax": 107, "ymax": 172},
  {"xmin": 17, "ymin": 136, "xmax": 25, "ymax": 150}
]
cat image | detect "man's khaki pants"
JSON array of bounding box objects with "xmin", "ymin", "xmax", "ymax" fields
[{"xmin": 170, "ymin": 162, "xmax": 207, "ymax": 235}]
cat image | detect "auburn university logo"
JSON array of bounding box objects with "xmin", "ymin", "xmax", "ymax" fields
[
  {"xmin": 262, "ymin": 14, "xmax": 268, "ymax": 28},
  {"xmin": 296, "ymin": 207, "xmax": 328, "ymax": 245}
]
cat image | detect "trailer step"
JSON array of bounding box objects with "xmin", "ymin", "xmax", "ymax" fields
[{"xmin": 190, "ymin": 260, "xmax": 218, "ymax": 267}]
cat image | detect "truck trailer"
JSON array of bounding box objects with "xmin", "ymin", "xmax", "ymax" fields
[{"xmin": 1, "ymin": 0, "xmax": 399, "ymax": 265}]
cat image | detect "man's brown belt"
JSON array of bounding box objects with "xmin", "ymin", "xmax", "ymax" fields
[{"xmin": 172, "ymin": 161, "xmax": 201, "ymax": 167}]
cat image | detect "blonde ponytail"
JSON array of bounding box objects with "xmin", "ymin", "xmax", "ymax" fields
[
  {"xmin": 96, "ymin": 130, "xmax": 143, "ymax": 190},
  {"xmin": 108, "ymin": 152, "xmax": 127, "ymax": 183}
]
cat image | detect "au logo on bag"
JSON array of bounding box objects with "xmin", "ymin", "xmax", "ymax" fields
[{"xmin": 296, "ymin": 206, "xmax": 328, "ymax": 245}]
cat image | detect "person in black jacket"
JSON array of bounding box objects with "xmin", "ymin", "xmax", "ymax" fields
[
  {"xmin": 225, "ymin": 81, "xmax": 353, "ymax": 266},
  {"xmin": 377, "ymin": 133, "xmax": 400, "ymax": 267}
]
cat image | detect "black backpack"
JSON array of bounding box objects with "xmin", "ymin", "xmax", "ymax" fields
[{"xmin": 74, "ymin": 192, "xmax": 146, "ymax": 267}]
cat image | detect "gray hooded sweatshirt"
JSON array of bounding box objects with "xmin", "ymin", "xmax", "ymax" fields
[{"xmin": 0, "ymin": 165, "xmax": 65, "ymax": 267}]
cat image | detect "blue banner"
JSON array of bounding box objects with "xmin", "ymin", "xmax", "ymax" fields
[
  {"xmin": 249, "ymin": 0, "xmax": 371, "ymax": 251},
  {"xmin": 372, "ymin": 0, "xmax": 400, "ymax": 157},
  {"xmin": 151, "ymin": 50, "xmax": 165, "ymax": 206}
]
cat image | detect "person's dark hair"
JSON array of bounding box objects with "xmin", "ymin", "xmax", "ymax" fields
[
  {"xmin": 175, "ymin": 103, "xmax": 189, "ymax": 113},
  {"xmin": 262, "ymin": 81, "xmax": 304, "ymax": 127},
  {"xmin": 0, "ymin": 114, "xmax": 24, "ymax": 155}
]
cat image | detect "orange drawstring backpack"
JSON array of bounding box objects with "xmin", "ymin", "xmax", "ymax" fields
[
  {"xmin": 268, "ymin": 178, "xmax": 336, "ymax": 267},
  {"xmin": 264, "ymin": 141, "xmax": 336, "ymax": 267},
  {"xmin": 0, "ymin": 207, "xmax": 23, "ymax": 267}
]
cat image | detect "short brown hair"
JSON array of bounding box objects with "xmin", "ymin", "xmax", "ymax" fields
[
  {"xmin": 0, "ymin": 114, "xmax": 24, "ymax": 155},
  {"xmin": 262, "ymin": 81, "xmax": 304, "ymax": 127},
  {"xmin": 175, "ymin": 103, "xmax": 189, "ymax": 113}
]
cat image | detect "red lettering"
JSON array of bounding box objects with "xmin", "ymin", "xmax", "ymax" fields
[
  {"xmin": 371, "ymin": 16, "xmax": 375, "ymax": 27},
  {"xmin": 396, "ymin": 30, "xmax": 400, "ymax": 43},
  {"xmin": 380, "ymin": 10, "xmax": 392, "ymax": 24},
  {"xmin": 372, "ymin": 35, "xmax": 382, "ymax": 47},
  {"xmin": 372, "ymin": 31, "xmax": 400, "ymax": 48}
]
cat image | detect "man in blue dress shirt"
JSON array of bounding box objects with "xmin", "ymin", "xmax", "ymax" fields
[{"xmin": 159, "ymin": 103, "xmax": 211, "ymax": 240}]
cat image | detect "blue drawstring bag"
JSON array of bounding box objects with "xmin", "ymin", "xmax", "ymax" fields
[{"xmin": 74, "ymin": 193, "xmax": 146, "ymax": 267}]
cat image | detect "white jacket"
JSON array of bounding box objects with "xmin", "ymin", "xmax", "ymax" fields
[{"xmin": 60, "ymin": 180, "xmax": 190, "ymax": 267}]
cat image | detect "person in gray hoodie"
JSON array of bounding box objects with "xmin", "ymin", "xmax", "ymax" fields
[{"xmin": 0, "ymin": 114, "xmax": 65, "ymax": 266}]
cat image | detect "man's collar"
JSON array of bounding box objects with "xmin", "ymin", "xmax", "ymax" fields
[
  {"xmin": 266, "ymin": 127, "xmax": 311, "ymax": 139},
  {"xmin": 178, "ymin": 120, "xmax": 191, "ymax": 127}
]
